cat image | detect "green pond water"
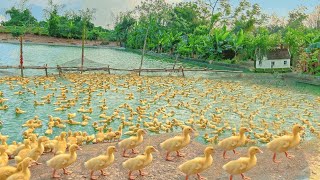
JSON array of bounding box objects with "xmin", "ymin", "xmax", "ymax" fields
[{"xmin": 0, "ymin": 42, "xmax": 319, "ymax": 145}]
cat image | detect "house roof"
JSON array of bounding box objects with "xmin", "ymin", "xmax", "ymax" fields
[{"xmin": 266, "ymin": 49, "xmax": 290, "ymax": 60}]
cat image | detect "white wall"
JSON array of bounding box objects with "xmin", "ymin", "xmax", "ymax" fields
[{"xmin": 255, "ymin": 59, "xmax": 291, "ymax": 69}]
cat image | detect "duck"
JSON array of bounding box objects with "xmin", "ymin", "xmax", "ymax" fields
[
  {"xmin": 5, "ymin": 141, "xmax": 18, "ymax": 157},
  {"xmin": 15, "ymin": 107, "xmax": 26, "ymax": 114},
  {"xmin": 7, "ymin": 157, "xmax": 34, "ymax": 180},
  {"xmin": 223, "ymin": 146, "xmax": 263, "ymax": 180},
  {"xmin": 267, "ymin": 124, "xmax": 304, "ymax": 163},
  {"xmin": 22, "ymin": 136, "xmax": 47, "ymax": 165},
  {"xmin": 118, "ymin": 129, "xmax": 147, "ymax": 157},
  {"xmin": 0, "ymin": 105, "xmax": 9, "ymax": 110},
  {"xmin": 14, "ymin": 139, "xmax": 32, "ymax": 164},
  {"xmin": 0, "ymin": 165, "xmax": 18, "ymax": 180},
  {"xmin": 53, "ymin": 132, "xmax": 67, "ymax": 155},
  {"xmin": 160, "ymin": 126, "xmax": 194, "ymax": 161},
  {"xmin": 0, "ymin": 145, "xmax": 9, "ymax": 166},
  {"xmin": 178, "ymin": 146, "xmax": 214, "ymax": 180},
  {"xmin": 122, "ymin": 146, "xmax": 158, "ymax": 180},
  {"xmin": 218, "ymin": 127, "xmax": 251, "ymax": 159},
  {"xmin": 68, "ymin": 113, "xmax": 76, "ymax": 119},
  {"xmin": 84, "ymin": 146, "xmax": 116, "ymax": 180},
  {"xmin": 46, "ymin": 144, "xmax": 81, "ymax": 178}
]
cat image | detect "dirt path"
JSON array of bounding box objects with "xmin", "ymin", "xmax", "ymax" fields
[
  {"xmin": 5, "ymin": 133, "xmax": 318, "ymax": 180},
  {"xmin": 0, "ymin": 33, "xmax": 119, "ymax": 47}
]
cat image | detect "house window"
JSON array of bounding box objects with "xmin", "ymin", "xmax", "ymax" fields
[
  {"xmin": 271, "ymin": 61, "xmax": 275, "ymax": 68},
  {"xmin": 284, "ymin": 61, "xmax": 287, "ymax": 65}
]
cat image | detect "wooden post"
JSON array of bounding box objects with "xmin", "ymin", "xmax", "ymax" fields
[
  {"xmin": 20, "ymin": 36, "xmax": 24, "ymax": 77},
  {"xmin": 57, "ymin": 65, "xmax": 61, "ymax": 76},
  {"xmin": 45, "ymin": 64, "xmax": 48, "ymax": 77},
  {"xmin": 180, "ymin": 66, "xmax": 185, "ymax": 77},
  {"xmin": 107, "ymin": 65, "xmax": 110, "ymax": 74}
]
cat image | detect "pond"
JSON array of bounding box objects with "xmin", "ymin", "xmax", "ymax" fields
[{"xmin": 0, "ymin": 42, "xmax": 319, "ymax": 146}]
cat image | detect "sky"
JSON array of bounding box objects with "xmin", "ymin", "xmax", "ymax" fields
[{"xmin": 0, "ymin": 0, "xmax": 319, "ymax": 28}]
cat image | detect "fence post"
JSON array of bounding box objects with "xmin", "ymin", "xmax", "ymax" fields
[
  {"xmin": 107, "ymin": 65, "xmax": 110, "ymax": 74},
  {"xmin": 45, "ymin": 64, "xmax": 48, "ymax": 77},
  {"xmin": 57, "ymin": 65, "xmax": 61, "ymax": 76},
  {"xmin": 180, "ymin": 66, "xmax": 185, "ymax": 77}
]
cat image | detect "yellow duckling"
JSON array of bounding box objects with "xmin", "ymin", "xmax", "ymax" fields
[
  {"xmin": 15, "ymin": 107, "xmax": 26, "ymax": 114},
  {"xmin": 160, "ymin": 126, "xmax": 194, "ymax": 161},
  {"xmin": 46, "ymin": 144, "xmax": 82, "ymax": 178},
  {"xmin": 14, "ymin": 139, "xmax": 31, "ymax": 163},
  {"xmin": 0, "ymin": 145, "xmax": 9, "ymax": 167},
  {"xmin": 267, "ymin": 124, "xmax": 304, "ymax": 163},
  {"xmin": 118, "ymin": 129, "xmax": 147, "ymax": 157},
  {"xmin": 218, "ymin": 127, "xmax": 250, "ymax": 159},
  {"xmin": 7, "ymin": 157, "xmax": 34, "ymax": 180},
  {"xmin": 0, "ymin": 105, "xmax": 9, "ymax": 110},
  {"xmin": 68, "ymin": 113, "xmax": 76, "ymax": 119},
  {"xmin": 223, "ymin": 146, "xmax": 263, "ymax": 180},
  {"xmin": 53, "ymin": 132, "xmax": 67, "ymax": 155},
  {"xmin": 122, "ymin": 146, "xmax": 158, "ymax": 180},
  {"xmin": 5, "ymin": 141, "xmax": 18, "ymax": 157},
  {"xmin": 84, "ymin": 146, "xmax": 116, "ymax": 180},
  {"xmin": 45, "ymin": 126, "xmax": 53, "ymax": 135},
  {"xmin": 178, "ymin": 147, "xmax": 214, "ymax": 180},
  {"xmin": 21, "ymin": 136, "xmax": 47, "ymax": 165},
  {"xmin": 0, "ymin": 164, "xmax": 19, "ymax": 179}
]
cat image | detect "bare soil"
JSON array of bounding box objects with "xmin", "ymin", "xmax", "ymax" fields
[
  {"xmin": 0, "ymin": 33, "xmax": 118, "ymax": 47},
  {"xmin": 7, "ymin": 133, "xmax": 320, "ymax": 180}
]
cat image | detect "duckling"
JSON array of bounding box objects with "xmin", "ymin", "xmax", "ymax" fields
[
  {"xmin": 223, "ymin": 146, "xmax": 263, "ymax": 180},
  {"xmin": 68, "ymin": 113, "xmax": 76, "ymax": 119},
  {"xmin": 122, "ymin": 146, "xmax": 158, "ymax": 180},
  {"xmin": 53, "ymin": 132, "xmax": 67, "ymax": 155},
  {"xmin": 267, "ymin": 124, "xmax": 304, "ymax": 163},
  {"xmin": 5, "ymin": 141, "xmax": 18, "ymax": 157},
  {"xmin": 14, "ymin": 139, "xmax": 31, "ymax": 164},
  {"xmin": 118, "ymin": 129, "xmax": 147, "ymax": 157},
  {"xmin": 84, "ymin": 146, "xmax": 116, "ymax": 180},
  {"xmin": 0, "ymin": 105, "xmax": 9, "ymax": 110},
  {"xmin": 179, "ymin": 147, "xmax": 214, "ymax": 180},
  {"xmin": 7, "ymin": 157, "xmax": 34, "ymax": 180},
  {"xmin": 46, "ymin": 144, "xmax": 81, "ymax": 178},
  {"xmin": 160, "ymin": 126, "xmax": 194, "ymax": 161},
  {"xmin": 0, "ymin": 145, "xmax": 9, "ymax": 166},
  {"xmin": 23, "ymin": 136, "xmax": 48, "ymax": 165},
  {"xmin": 218, "ymin": 127, "xmax": 251, "ymax": 159},
  {"xmin": 0, "ymin": 164, "xmax": 18, "ymax": 180},
  {"xmin": 15, "ymin": 107, "xmax": 26, "ymax": 114}
]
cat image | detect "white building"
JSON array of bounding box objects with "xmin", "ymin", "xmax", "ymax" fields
[{"xmin": 255, "ymin": 49, "xmax": 291, "ymax": 69}]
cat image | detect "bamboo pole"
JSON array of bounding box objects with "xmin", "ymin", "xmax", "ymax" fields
[
  {"xmin": 20, "ymin": 36, "xmax": 24, "ymax": 77},
  {"xmin": 107, "ymin": 65, "xmax": 110, "ymax": 74},
  {"xmin": 45, "ymin": 64, "xmax": 48, "ymax": 77}
]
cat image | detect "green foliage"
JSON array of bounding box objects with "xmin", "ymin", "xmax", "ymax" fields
[{"xmin": 4, "ymin": 7, "xmax": 37, "ymax": 27}]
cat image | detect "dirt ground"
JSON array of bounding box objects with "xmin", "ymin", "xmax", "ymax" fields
[
  {"xmin": 0, "ymin": 33, "xmax": 118, "ymax": 47},
  {"xmin": 6, "ymin": 133, "xmax": 320, "ymax": 180}
]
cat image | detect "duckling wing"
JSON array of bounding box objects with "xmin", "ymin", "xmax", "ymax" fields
[
  {"xmin": 178, "ymin": 157, "xmax": 203, "ymax": 174},
  {"xmin": 267, "ymin": 135, "xmax": 292, "ymax": 152},
  {"xmin": 223, "ymin": 157, "xmax": 248, "ymax": 174}
]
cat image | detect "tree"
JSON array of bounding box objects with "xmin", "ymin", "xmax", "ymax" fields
[{"xmin": 4, "ymin": 7, "xmax": 37, "ymax": 26}]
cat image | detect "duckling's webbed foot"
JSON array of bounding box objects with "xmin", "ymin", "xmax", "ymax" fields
[
  {"xmin": 223, "ymin": 151, "xmax": 230, "ymax": 159},
  {"xmin": 122, "ymin": 150, "xmax": 130, "ymax": 157},
  {"xmin": 197, "ymin": 173, "xmax": 206, "ymax": 180},
  {"xmin": 285, "ymin": 152, "xmax": 294, "ymax": 159},
  {"xmin": 100, "ymin": 170, "xmax": 109, "ymax": 176},
  {"xmin": 240, "ymin": 173, "xmax": 251, "ymax": 180},
  {"xmin": 131, "ymin": 149, "xmax": 139, "ymax": 154},
  {"xmin": 90, "ymin": 171, "xmax": 99, "ymax": 180},
  {"xmin": 129, "ymin": 171, "xmax": 136, "ymax": 180},
  {"xmin": 139, "ymin": 170, "xmax": 148, "ymax": 176},
  {"xmin": 165, "ymin": 152, "xmax": 174, "ymax": 161},
  {"xmin": 52, "ymin": 170, "xmax": 60, "ymax": 178},
  {"xmin": 272, "ymin": 153, "xmax": 281, "ymax": 163},
  {"xmin": 63, "ymin": 168, "xmax": 72, "ymax": 175},
  {"xmin": 232, "ymin": 150, "xmax": 239, "ymax": 155},
  {"xmin": 176, "ymin": 151, "xmax": 185, "ymax": 157}
]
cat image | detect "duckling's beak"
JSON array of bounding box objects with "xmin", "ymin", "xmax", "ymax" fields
[
  {"xmin": 248, "ymin": 128, "xmax": 252, "ymax": 132},
  {"xmin": 258, "ymin": 149, "xmax": 263, "ymax": 153},
  {"xmin": 77, "ymin": 147, "xmax": 83, "ymax": 151},
  {"xmin": 154, "ymin": 148, "xmax": 159, "ymax": 152}
]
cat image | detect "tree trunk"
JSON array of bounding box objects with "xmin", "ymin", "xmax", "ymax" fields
[
  {"xmin": 81, "ymin": 22, "xmax": 86, "ymax": 73},
  {"xmin": 20, "ymin": 36, "xmax": 24, "ymax": 77},
  {"xmin": 139, "ymin": 27, "xmax": 149, "ymax": 76}
]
